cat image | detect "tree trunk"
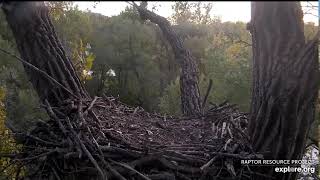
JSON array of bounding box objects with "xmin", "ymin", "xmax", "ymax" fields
[
  {"xmin": 135, "ymin": 4, "xmax": 202, "ymax": 116},
  {"xmin": 247, "ymin": 2, "xmax": 319, "ymax": 180},
  {"xmin": 2, "ymin": 2, "xmax": 88, "ymax": 107}
]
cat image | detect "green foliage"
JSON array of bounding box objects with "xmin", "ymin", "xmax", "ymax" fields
[
  {"xmin": 5, "ymin": 86, "xmax": 47, "ymax": 133},
  {"xmin": 158, "ymin": 20, "xmax": 252, "ymax": 113},
  {"xmin": 304, "ymin": 22, "xmax": 318, "ymax": 40},
  {"xmin": 0, "ymin": 12, "xmax": 47, "ymax": 133},
  {"xmin": 51, "ymin": 5, "xmax": 97, "ymax": 83},
  {"xmin": 200, "ymin": 23, "xmax": 252, "ymax": 111},
  {"xmin": 159, "ymin": 78, "xmax": 182, "ymax": 115},
  {"xmin": 0, "ymin": 88, "xmax": 23, "ymax": 179},
  {"xmin": 70, "ymin": 39, "xmax": 96, "ymax": 81},
  {"xmin": 45, "ymin": 4, "xmax": 320, "ymax": 114},
  {"xmin": 83, "ymin": 9, "xmax": 166, "ymax": 110},
  {"xmin": 119, "ymin": 6, "xmax": 141, "ymax": 22},
  {"xmin": 171, "ymin": 2, "xmax": 219, "ymax": 25},
  {"xmin": 46, "ymin": 1, "xmax": 74, "ymax": 21}
]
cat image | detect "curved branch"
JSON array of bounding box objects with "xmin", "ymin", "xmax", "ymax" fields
[{"xmin": 131, "ymin": 3, "xmax": 203, "ymax": 115}]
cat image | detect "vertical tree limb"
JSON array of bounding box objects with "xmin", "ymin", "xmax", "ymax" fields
[
  {"xmin": 202, "ymin": 79, "xmax": 213, "ymax": 109},
  {"xmin": 248, "ymin": 2, "xmax": 319, "ymax": 180},
  {"xmin": 132, "ymin": 1, "xmax": 202, "ymax": 116}
]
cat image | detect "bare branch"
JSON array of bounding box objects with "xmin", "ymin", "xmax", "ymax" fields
[{"xmin": 303, "ymin": 12, "xmax": 319, "ymax": 18}]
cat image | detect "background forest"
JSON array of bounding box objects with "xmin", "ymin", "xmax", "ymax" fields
[{"xmin": 0, "ymin": 2, "xmax": 318, "ymax": 178}]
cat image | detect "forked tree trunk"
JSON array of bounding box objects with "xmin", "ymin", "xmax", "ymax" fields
[
  {"xmin": 134, "ymin": 4, "xmax": 202, "ymax": 116},
  {"xmin": 2, "ymin": 2, "xmax": 88, "ymax": 107},
  {"xmin": 247, "ymin": 2, "xmax": 319, "ymax": 180}
]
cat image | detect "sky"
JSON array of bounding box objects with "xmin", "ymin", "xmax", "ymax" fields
[{"xmin": 74, "ymin": 1, "xmax": 319, "ymax": 25}]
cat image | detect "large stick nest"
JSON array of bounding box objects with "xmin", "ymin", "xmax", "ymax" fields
[{"xmin": 3, "ymin": 96, "xmax": 264, "ymax": 180}]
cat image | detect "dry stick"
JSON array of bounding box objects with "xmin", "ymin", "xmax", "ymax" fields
[
  {"xmin": 65, "ymin": 117, "xmax": 105, "ymax": 179},
  {"xmin": 109, "ymin": 159, "xmax": 152, "ymax": 180},
  {"xmin": 89, "ymin": 110, "xmax": 102, "ymax": 126},
  {"xmin": 0, "ymin": 48, "xmax": 78, "ymax": 99},
  {"xmin": 77, "ymin": 98, "xmax": 84, "ymax": 123},
  {"xmin": 86, "ymin": 128, "xmax": 114, "ymax": 179},
  {"xmin": 93, "ymin": 146, "xmax": 127, "ymax": 180},
  {"xmin": 25, "ymin": 134, "xmax": 61, "ymax": 146},
  {"xmin": 0, "ymin": 153, "xmax": 20, "ymax": 158},
  {"xmin": 201, "ymin": 143, "xmax": 240, "ymax": 173},
  {"xmin": 176, "ymin": 172, "xmax": 192, "ymax": 180},
  {"xmin": 105, "ymin": 164, "xmax": 127, "ymax": 180},
  {"xmin": 125, "ymin": 1, "xmax": 135, "ymax": 7},
  {"xmin": 44, "ymin": 100, "xmax": 79, "ymax": 156},
  {"xmin": 14, "ymin": 164, "xmax": 23, "ymax": 180},
  {"xmin": 84, "ymin": 96, "xmax": 99, "ymax": 114},
  {"xmin": 200, "ymin": 155, "xmax": 219, "ymax": 171},
  {"xmin": 148, "ymin": 173, "xmax": 176, "ymax": 180},
  {"xmin": 202, "ymin": 79, "xmax": 213, "ymax": 109},
  {"xmin": 50, "ymin": 165, "xmax": 62, "ymax": 180},
  {"xmin": 16, "ymin": 150, "xmax": 56, "ymax": 162},
  {"xmin": 210, "ymin": 152, "xmax": 260, "ymax": 160}
]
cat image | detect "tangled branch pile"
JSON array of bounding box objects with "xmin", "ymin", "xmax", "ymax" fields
[{"xmin": 2, "ymin": 96, "xmax": 264, "ymax": 180}]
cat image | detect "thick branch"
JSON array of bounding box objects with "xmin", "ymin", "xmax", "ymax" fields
[
  {"xmin": 133, "ymin": 3, "xmax": 202, "ymax": 116},
  {"xmin": 248, "ymin": 2, "xmax": 319, "ymax": 180}
]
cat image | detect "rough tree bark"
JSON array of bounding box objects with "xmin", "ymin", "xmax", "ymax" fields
[
  {"xmin": 247, "ymin": 2, "xmax": 319, "ymax": 180},
  {"xmin": 133, "ymin": 3, "xmax": 202, "ymax": 116},
  {"xmin": 1, "ymin": 2, "xmax": 89, "ymax": 107}
]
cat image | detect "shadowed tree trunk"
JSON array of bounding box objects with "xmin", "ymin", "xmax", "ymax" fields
[
  {"xmin": 133, "ymin": 3, "xmax": 202, "ymax": 116},
  {"xmin": 247, "ymin": 2, "xmax": 319, "ymax": 180},
  {"xmin": 2, "ymin": 2, "xmax": 88, "ymax": 107}
]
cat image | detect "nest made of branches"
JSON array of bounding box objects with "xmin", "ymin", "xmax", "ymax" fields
[{"xmin": 2, "ymin": 96, "xmax": 265, "ymax": 180}]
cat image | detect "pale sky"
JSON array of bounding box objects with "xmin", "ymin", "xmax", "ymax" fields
[{"xmin": 74, "ymin": 1, "xmax": 319, "ymax": 25}]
